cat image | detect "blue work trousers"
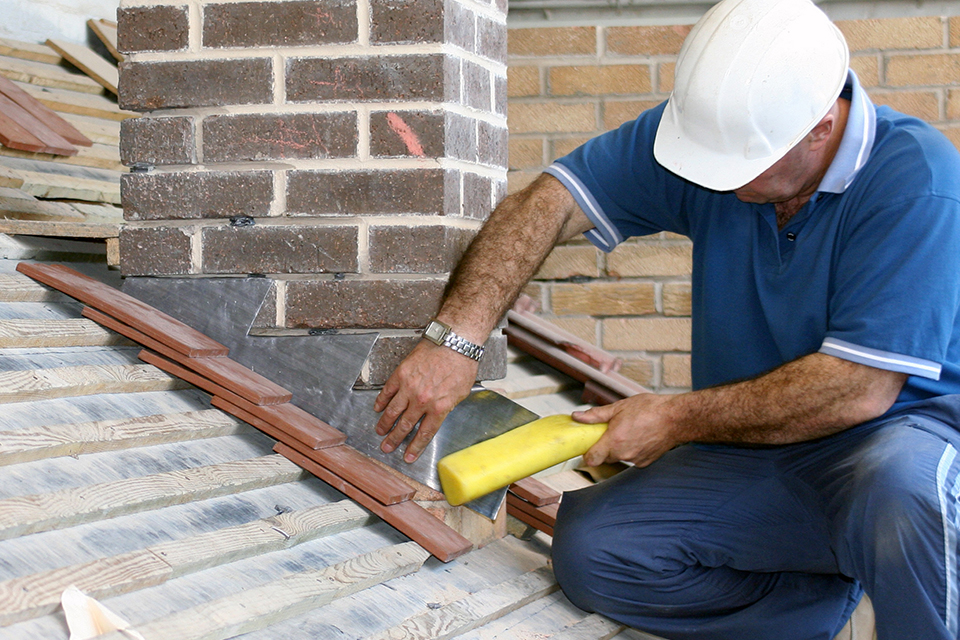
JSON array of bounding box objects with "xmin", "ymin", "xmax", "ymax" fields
[{"xmin": 552, "ymin": 415, "xmax": 960, "ymax": 640}]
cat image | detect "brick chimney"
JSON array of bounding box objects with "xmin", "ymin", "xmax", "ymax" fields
[{"xmin": 116, "ymin": 0, "xmax": 508, "ymax": 386}]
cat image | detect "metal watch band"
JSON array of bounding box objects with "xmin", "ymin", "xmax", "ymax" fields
[{"xmin": 442, "ymin": 331, "xmax": 484, "ymax": 362}]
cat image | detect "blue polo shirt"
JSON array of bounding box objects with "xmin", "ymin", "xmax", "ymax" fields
[{"xmin": 547, "ymin": 71, "xmax": 960, "ymax": 415}]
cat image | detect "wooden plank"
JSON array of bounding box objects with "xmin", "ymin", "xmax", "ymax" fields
[
  {"xmin": 0, "ymin": 76, "xmax": 92, "ymax": 146},
  {"xmin": 0, "ymin": 216, "xmax": 121, "ymax": 238},
  {"xmin": 83, "ymin": 306, "xmax": 293, "ymax": 406},
  {"xmin": 88, "ymin": 19, "xmax": 123, "ymax": 63},
  {"xmin": 15, "ymin": 81, "xmax": 134, "ymax": 122},
  {"xmin": 484, "ymin": 373, "xmax": 577, "ymax": 400},
  {"xmin": 0, "ymin": 159, "xmax": 121, "ymax": 204},
  {"xmin": 59, "ymin": 113, "xmax": 120, "ymax": 145},
  {"xmin": 0, "ymin": 318, "xmax": 131, "ymax": 348},
  {"xmin": 509, "ymin": 477, "xmax": 561, "ymax": 507},
  {"xmin": 0, "ymin": 454, "xmax": 305, "ymax": 540},
  {"xmin": 0, "ymin": 164, "xmax": 23, "ymax": 188},
  {"xmin": 0, "ymin": 272, "xmax": 67, "ymax": 302},
  {"xmin": 0, "ymin": 54, "xmax": 105, "ymax": 94},
  {"xmin": 0, "ymin": 92, "xmax": 78, "ymax": 155},
  {"xmin": 506, "ymin": 494, "xmax": 557, "ymax": 536},
  {"xmin": 0, "ymin": 103, "xmax": 50, "ymax": 153},
  {"xmin": 0, "ymin": 500, "xmax": 372, "ymax": 626},
  {"xmin": 108, "ymin": 542, "xmax": 430, "ymax": 640},
  {"xmin": 0, "ymin": 141, "xmax": 122, "ymax": 171},
  {"xmin": 220, "ymin": 398, "xmax": 415, "ymax": 506},
  {"xmin": 0, "ymin": 409, "xmax": 247, "ymax": 466},
  {"xmin": 106, "ymin": 236, "xmax": 119, "ymax": 266},
  {"xmin": 17, "ymin": 262, "xmax": 229, "ymax": 357},
  {"xmin": 550, "ymin": 614, "xmax": 626, "ymax": 640},
  {"xmin": 277, "ymin": 443, "xmax": 474, "ymax": 563},
  {"xmin": 0, "ymin": 187, "xmax": 85, "ymax": 221},
  {"xmin": 0, "ymin": 38, "xmax": 62, "ymax": 65},
  {"xmin": 367, "ymin": 567, "xmax": 558, "ymax": 640},
  {"xmin": 138, "ymin": 349, "xmax": 346, "ymax": 449},
  {"xmin": 509, "ymin": 309, "xmax": 623, "ymax": 374},
  {"xmin": 45, "ymin": 40, "xmax": 119, "ymax": 95},
  {"xmin": 0, "ymin": 363, "xmax": 189, "ymax": 404}
]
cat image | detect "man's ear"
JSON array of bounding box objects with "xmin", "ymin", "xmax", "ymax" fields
[{"xmin": 807, "ymin": 103, "xmax": 840, "ymax": 150}]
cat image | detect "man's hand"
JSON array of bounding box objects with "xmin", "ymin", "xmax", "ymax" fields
[
  {"xmin": 573, "ymin": 393, "xmax": 679, "ymax": 468},
  {"xmin": 374, "ymin": 340, "xmax": 479, "ymax": 462}
]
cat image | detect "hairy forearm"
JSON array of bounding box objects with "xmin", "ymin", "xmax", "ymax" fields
[
  {"xmin": 436, "ymin": 174, "xmax": 590, "ymax": 344},
  {"xmin": 668, "ymin": 353, "xmax": 907, "ymax": 445}
]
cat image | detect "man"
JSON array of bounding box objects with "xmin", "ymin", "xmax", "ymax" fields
[{"xmin": 374, "ymin": 0, "xmax": 960, "ymax": 637}]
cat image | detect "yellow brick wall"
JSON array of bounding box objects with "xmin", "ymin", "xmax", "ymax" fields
[{"xmin": 508, "ymin": 15, "xmax": 960, "ymax": 392}]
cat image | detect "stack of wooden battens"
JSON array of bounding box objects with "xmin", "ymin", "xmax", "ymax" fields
[
  {"xmin": 507, "ymin": 477, "xmax": 561, "ymax": 536},
  {"xmin": 0, "ymin": 27, "xmax": 131, "ymax": 243},
  {"xmin": 16, "ymin": 261, "xmax": 474, "ymax": 562}
]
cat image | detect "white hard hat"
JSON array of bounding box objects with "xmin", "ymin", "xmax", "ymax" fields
[{"xmin": 653, "ymin": 0, "xmax": 849, "ymax": 191}]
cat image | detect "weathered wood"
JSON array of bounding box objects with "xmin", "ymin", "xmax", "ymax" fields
[
  {"xmin": 45, "ymin": 40, "xmax": 118, "ymax": 95},
  {"xmin": 0, "ymin": 217, "xmax": 121, "ymax": 238},
  {"xmin": 0, "ymin": 501, "xmax": 372, "ymax": 626},
  {"xmin": 0, "ymin": 188, "xmax": 85, "ymax": 220},
  {"xmin": 109, "ymin": 542, "xmax": 431, "ymax": 640},
  {"xmin": 0, "ymin": 141, "xmax": 123, "ymax": 171},
  {"xmin": 15, "ymin": 81, "xmax": 134, "ymax": 122},
  {"xmin": 509, "ymin": 477, "xmax": 561, "ymax": 507},
  {"xmin": 0, "ymin": 55, "xmax": 105, "ymax": 95},
  {"xmin": 0, "ymin": 454, "xmax": 305, "ymax": 540},
  {"xmin": 0, "ymin": 363, "xmax": 189, "ymax": 404},
  {"xmin": 368, "ymin": 566, "xmax": 558, "ymax": 640},
  {"xmin": 0, "ymin": 272, "xmax": 66, "ymax": 302},
  {"xmin": 277, "ymin": 443, "xmax": 474, "ymax": 563},
  {"xmin": 0, "ymin": 166, "xmax": 120, "ymax": 204},
  {"xmin": 88, "ymin": 19, "xmax": 122, "ymax": 62},
  {"xmin": 60, "ymin": 113, "xmax": 120, "ymax": 145},
  {"xmin": 17, "ymin": 263, "xmax": 229, "ymax": 357},
  {"xmin": 83, "ymin": 307, "xmax": 292, "ymax": 406},
  {"xmin": 550, "ymin": 614, "xmax": 626, "ymax": 640},
  {"xmin": 0, "ymin": 409, "xmax": 246, "ymax": 466},
  {"xmin": 485, "ymin": 373, "xmax": 577, "ymax": 400},
  {"xmin": 0, "ymin": 318, "xmax": 130, "ymax": 348},
  {"xmin": 0, "ymin": 164, "xmax": 23, "ymax": 188},
  {"xmin": 0, "ymin": 39, "xmax": 62, "ymax": 65}
]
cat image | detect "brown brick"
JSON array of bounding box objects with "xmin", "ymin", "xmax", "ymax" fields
[
  {"xmin": 478, "ymin": 15, "xmax": 507, "ymax": 65},
  {"xmin": 836, "ymin": 17, "xmax": 943, "ymax": 52},
  {"xmin": 203, "ymin": 0, "xmax": 358, "ymax": 48},
  {"xmin": 662, "ymin": 282, "xmax": 691, "ymax": 316},
  {"xmin": 287, "ymin": 169, "xmax": 455, "ymax": 216},
  {"xmin": 548, "ymin": 316, "xmax": 597, "ymax": 344},
  {"xmin": 122, "ymin": 171, "xmax": 274, "ymax": 220},
  {"xmin": 951, "ymin": 17, "xmax": 960, "ymax": 48},
  {"xmin": 602, "ymin": 317, "xmax": 691, "ymax": 352},
  {"xmin": 603, "ymin": 100, "xmax": 659, "ymax": 130},
  {"xmin": 370, "ymin": 0, "xmax": 473, "ymax": 49},
  {"xmin": 947, "ymin": 89, "xmax": 960, "ymax": 120},
  {"xmin": 117, "ymin": 5, "xmax": 189, "ymax": 53},
  {"xmin": 509, "ymin": 137, "xmax": 543, "ymax": 170},
  {"xmin": 549, "ymin": 65, "xmax": 651, "ymax": 97},
  {"xmin": 119, "ymin": 59, "xmax": 273, "ymax": 111},
  {"xmin": 551, "ymin": 282, "xmax": 655, "ymax": 316},
  {"xmin": 551, "ymin": 137, "xmax": 591, "ymax": 161},
  {"xmin": 658, "ymin": 62, "xmax": 675, "ymax": 93},
  {"xmin": 662, "ymin": 353, "xmax": 691, "ymax": 388},
  {"xmin": 508, "ymin": 27, "xmax": 596, "ymax": 57},
  {"xmin": 605, "ymin": 25, "xmax": 690, "ymax": 56},
  {"xmin": 285, "ymin": 279, "xmax": 446, "ymax": 329},
  {"xmin": 508, "ymin": 102, "xmax": 596, "ymax": 135},
  {"xmin": 202, "ymin": 112, "xmax": 357, "ymax": 163},
  {"xmin": 508, "ymin": 66, "xmax": 540, "ymax": 97},
  {"xmin": 619, "ymin": 357, "xmax": 654, "ymax": 386},
  {"xmin": 464, "ymin": 60, "xmax": 492, "ymax": 111},
  {"xmin": 372, "ymin": 110, "xmax": 444, "ymax": 158},
  {"xmin": 868, "ymin": 90, "xmax": 940, "ymax": 122},
  {"xmin": 251, "ymin": 280, "xmax": 279, "ymax": 331},
  {"xmin": 358, "ymin": 331, "xmax": 506, "ymax": 386},
  {"xmin": 937, "ymin": 126, "xmax": 960, "ymax": 152},
  {"xmin": 850, "ymin": 55, "xmax": 880, "ymax": 88},
  {"xmin": 534, "ymin": 244, "xmax": 598, "ymax": 279},
  {"xmin": 607, "ymin": 243, "xmax": 692, "ymax": 277},
  {"xmin": 463, "ymin": 172, "xmax": 494, "ymax": 219},
  {"xmin": 368, "ymin": 224, "xmax": 474, "ymax": 273},
  {"xmin": 478, "ymin": 121, "xmax": 508, "ymax": 168},
  {"xmin": 287, "ymin": 54, "xmax": 459, "ymax": 103},
  {"xmin": 120, "ymin": 116, "xmax": 195, "ymax": 166},
  {"xmin": 119, "ymin": 226, "xmax": 193, "ymax": 276},
  {"xmin": 201, "ymin": 224, "xmax": 359, "ymax": 274},
  {"xmin": 886, "ymin": 54, "xmax": 960, "ymax": 87}
]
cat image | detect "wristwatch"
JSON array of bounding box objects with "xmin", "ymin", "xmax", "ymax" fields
[{"xmin": 423, "ymin": 320, "xmax": 485, "ymax": 361}]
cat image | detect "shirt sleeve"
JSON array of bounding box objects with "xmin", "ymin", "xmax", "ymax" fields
[
  {"xmin": 820, "ymin": 130, "xmax": 960, "ymax": 380},
  {"xmin": 546, "ymin": 102, "xmax": 693, "ymax": 252}
]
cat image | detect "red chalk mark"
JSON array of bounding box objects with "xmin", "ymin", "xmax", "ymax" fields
[{"xmin": 386, "ymin": 112, "xmax": 425, "ymax": 157}]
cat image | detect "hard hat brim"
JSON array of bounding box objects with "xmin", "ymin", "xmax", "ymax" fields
[{"xmin": 653, "ymin": 105, "xmax": 789, "ymax": 192}]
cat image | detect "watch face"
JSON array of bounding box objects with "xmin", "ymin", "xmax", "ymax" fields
[{"xmin": 424, "ymin": 321, "xmax": 447, "ymax": 343}]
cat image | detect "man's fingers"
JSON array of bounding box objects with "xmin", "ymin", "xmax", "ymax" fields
[
  {"xmin": 572, "ymin": 404, "xmax": 615, "ymax": 424},
  {"xmin": 374, "ymin": 377, "xmax": 400, "ymax": 413},
  {"xmin": 403, "ymin": 413, "xmax": 445, "ymax": 463},
  {"xmin": 583, "ymin": 435, "xmax": 611, "ymax": 468},
  {"xmin": 380, "ymin": 407, "xmax": 425, "ymax": 454}
]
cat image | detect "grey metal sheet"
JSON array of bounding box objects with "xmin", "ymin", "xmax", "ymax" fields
[{"xmin": 122, "ymin": 277, "xmax": 538, "ymax": 518}]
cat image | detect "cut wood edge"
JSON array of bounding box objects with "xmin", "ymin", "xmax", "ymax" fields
[{"xmin": 548, "ymin": 614, "xmax": 627, "ymax": 640}]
